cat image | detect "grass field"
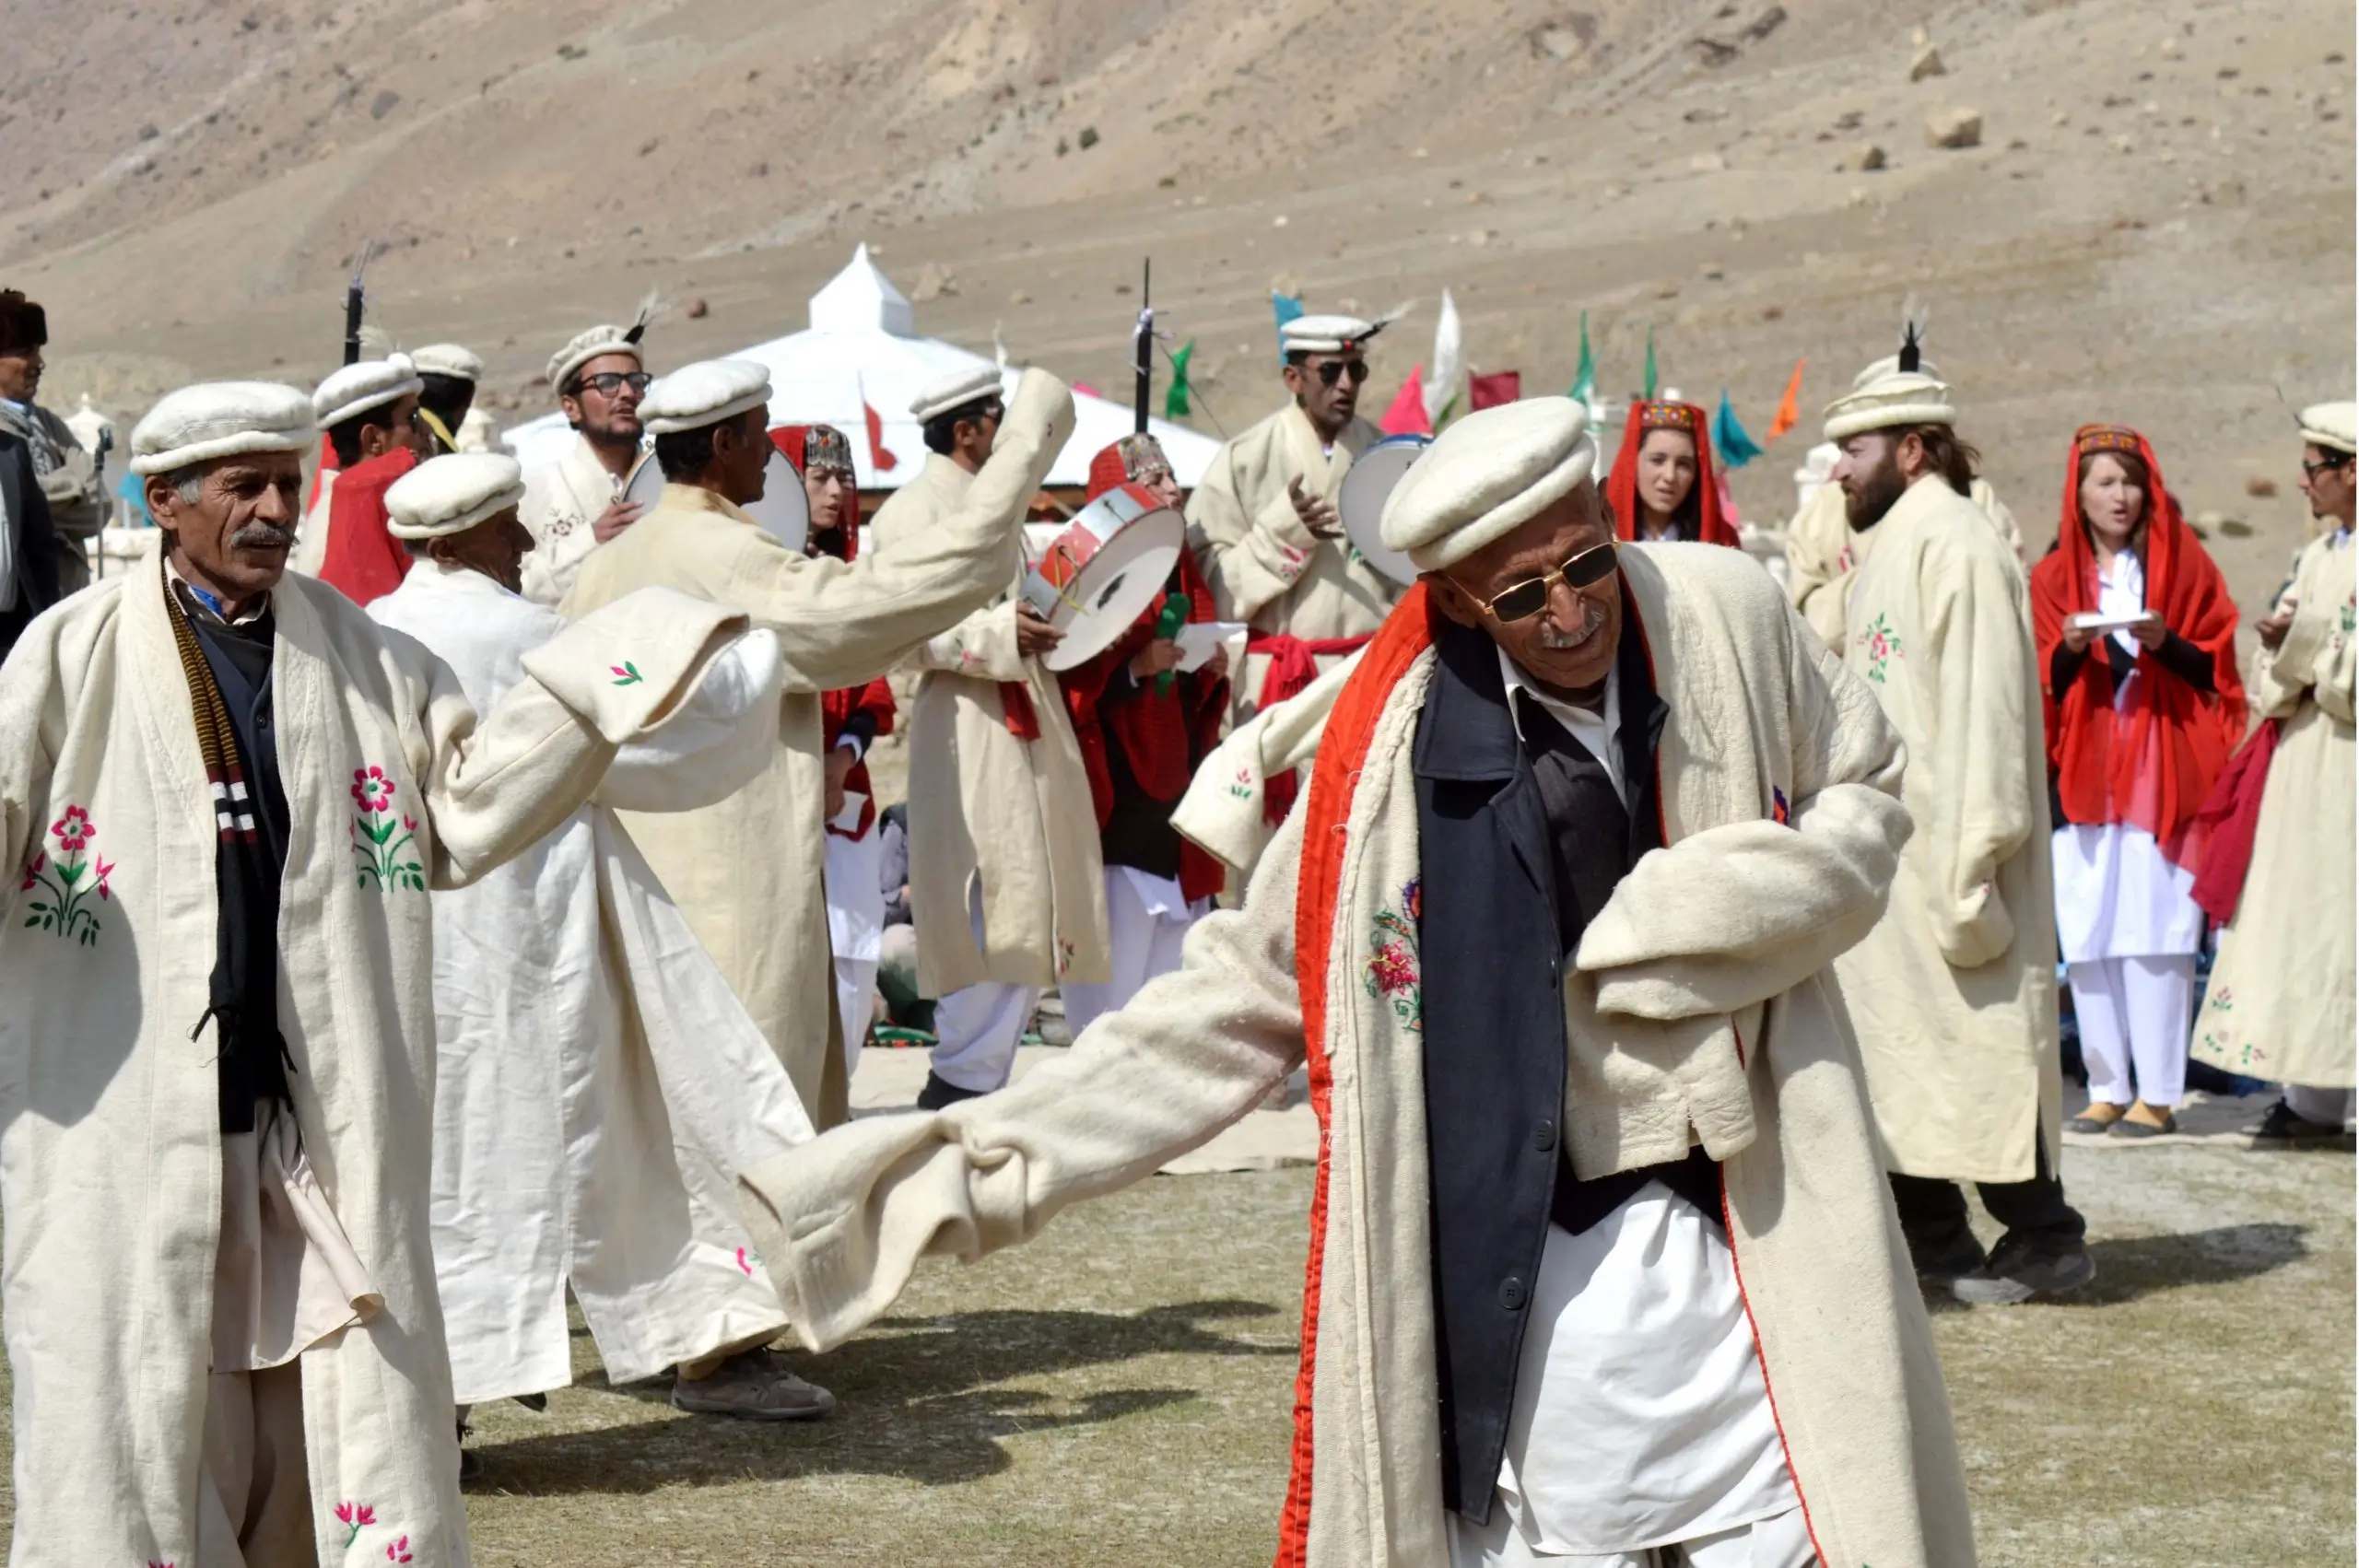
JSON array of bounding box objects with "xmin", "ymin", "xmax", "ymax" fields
[{"xmin": 0, "ymin": 1134, "xmax": 2345, "ymax": 1564}]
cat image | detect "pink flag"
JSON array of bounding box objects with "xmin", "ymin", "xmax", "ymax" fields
[
  {"xmin": 1379, "ymin": 365, "xmax": 1431, "ymax": 436},
  {"xmin": 1469, "ymin": 370, "xmax": 1521, "ymax": 410},
  {"xmin": 1073, "ymin": 381, "xmax": 1101, "ymax": 399}
]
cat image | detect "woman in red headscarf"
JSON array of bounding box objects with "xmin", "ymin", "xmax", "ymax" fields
[
  {"xmin": 2032, "ymin": 425, "xmax": 2245, "ymax": 1138},
  {"xmin": 774, "ymin": 424, "xmax": 899, "ymax": 1069},
  {"xmin": 1057, "ymin": 435, "xmax": 1232, "ymax": 1037},
  {"xmin": 1603, "ymin": 400, "xmax": 1741, "ymax": 547}
]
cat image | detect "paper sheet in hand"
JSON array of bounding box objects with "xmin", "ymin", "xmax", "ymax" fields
[
  {"xmin": 1175, "ymin": 622, "xmax": 1245, "ymax": 673},
  {"xmin": 2069, "ymin": 611, "xmax": 2150, "ymax": 633},
  {"xmin": 830, "ymin": 790, "xmax": 868, "ymax": 833}
]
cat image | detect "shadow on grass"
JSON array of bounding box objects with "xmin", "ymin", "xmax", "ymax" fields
[
  {"xmin": 482, "ymin": 1299, "xmax": 1294, "ymax": 1494},
  {"xmin": 2071, "ymin": 1222, "xmax": 2313, "ymax": 1305}
]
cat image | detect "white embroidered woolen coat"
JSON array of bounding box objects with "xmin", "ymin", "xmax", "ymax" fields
[
  {"xmin": 0, "ymin": 563, "xmax": 748, "ymax": 1567},
  {"xmin": 1785, "ymin": 474, "xmax": 2024, "ymax": 650},
  {"xmin": 519, "ymin": 430, "xmax": 627, "ymax": 607}
]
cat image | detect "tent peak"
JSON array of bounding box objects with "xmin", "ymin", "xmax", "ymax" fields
[{"xmin": 810, "ymin": 242, "xmax": 915, "ymax": 337}]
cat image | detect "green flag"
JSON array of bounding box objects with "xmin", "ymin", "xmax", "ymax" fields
[
  {"xmin": 1568, "ymin": 311, "xmax": 1595, "ymax": 404},
  {"xmin": 1643, "ymin": 327, "xmax": 1658, "ymax": 401},
  {"xmin": 1164, "ymin": 339, "xmax": 1194, "ymax": 419}
]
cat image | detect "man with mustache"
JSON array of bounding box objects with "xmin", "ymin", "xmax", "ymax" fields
[
  {"xmin": 1818, "ymin": 359, "xmax": 2093, "ymax": 1305},
  {"xmin": 521, "ymin": 316, "xmax": 658, "ymax": 605},
  {"xmin": 0, "ymin": 380, "xmax": 768, "ymax": 1564},
  {"xmin": 740, "ymin": 398, "xmax": 1977, "ymax": 1568}
]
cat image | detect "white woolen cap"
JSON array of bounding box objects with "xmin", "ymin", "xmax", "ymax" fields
[
  {"xmin": 385, "ymin": 453, "xmax": 526, "ymax": 540},
  {"xmin": 2298, "ymin": 401, "xmax": 2358, "ymax": 456},
  {"xmin": 409, "ymin": 343, "xmax": 485, "ymax": 382},
  {"xmin": 314, "ymin": 354, "xmax": 424, "ymax": 430},
  {"xmin": 1282, "ymin": 313, "xmax": 1381, "ymax": 355},
  {"xmin": 910, "ymin": 364, "xmax": 1005, "ymax": 423},
  {"xmin": 1849, "ymin": 352, "xmax": 1941, "ymax": 391},
  {"xmin": 546, "ymin": 324, "xmax": 643, "ymax": 395},
  {"xmin": 639, "ymin": 359, "xmax": 772, "ymax": 436},
  {"xmin": 1379, "ymin": 397, "xmax": 1599, "ymax": 573},
  {"xmin": 1822, "ymin": 370, "xmax": 1957, "ymax": 442},
  {"xmin": 130, "ymin": 381, "xmax": 316, "ymax": 475}
]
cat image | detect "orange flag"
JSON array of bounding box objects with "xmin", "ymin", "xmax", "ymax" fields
[{"xmin": 1765, "ymin": 357, "xmax": 1805, "ymax": 444}]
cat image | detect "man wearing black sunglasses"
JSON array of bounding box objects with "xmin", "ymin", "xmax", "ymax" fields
[
  {"xmin": 740, "ymin": 397, "xmax": 1970, "ymax": 1568},
  {"xmin": 1188, "ymin": 312, "xmax": 1398, "ymax": 782},
  {"xmin": 520, "ymin": 316, "xmax": 658, "ymax": 604}
]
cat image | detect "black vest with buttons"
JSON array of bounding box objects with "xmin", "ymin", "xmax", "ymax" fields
[{"xmin": 1411, "ymin": 600, "xmax": 1720, "ymax": 1525}]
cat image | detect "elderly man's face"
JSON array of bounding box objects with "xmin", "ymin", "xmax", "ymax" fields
[
  {"xmin": 1430, "ymin": 481, "xmax": 1622, "ymax": 694},
  {"xmin": 0, "ymin": 346, "xmax": 41, "ymax": 404},
  {"xmin": 430, "ymin": 506, "xmax": 534, "ymax": 595},
  {"xmin": 147, "ymin": 451, "xmax": 306, "ymax": 604}
]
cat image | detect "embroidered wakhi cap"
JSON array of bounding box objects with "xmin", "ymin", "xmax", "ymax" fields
[
  {"xmin": 2298, "ymin": 401, "xmax": 2359, "ymax": 456},
  {"xmin": 409, "ymin": 342, "xmax": 485, "ymax": 382},
  {"xmin": 1085, "ymin": 433, "xmax": 1174, "ymax": 502},
  {"xmin": 1380, "ymin": 396, "xmax": 1598, "ymax": 573},
  {"xmin": 546, "ymin": 323, "xmax": 644, "ymax": 396},
  {"xmin": 1636, "ymin": 401, "xmax": 1703, "ymax": 431},
  {"xmin": 313, "ymin": 354, "xmax": 424, "ymax": 430},
  {"xmin": 385, "ymin": 452, "xmax": 526, "ymax": 540},
  {"xmin": 130, "ymin": 381, "xmax": 316, "ymax": 475},
  {"xmin": 2075, "ymin": 424, "xmax": 2144, "ymax": 456},
  {"xmin": 909, "ymin": 363, "xmax": 1005, "ymax": 423},
  {"xmin": 1281, "ymin": 313, "xmax": 1383, "ymax": 356},
  {"xmin": 0, "ymin": 288, "xmax": 46, "ymax": 354},
  {"xmin": 1822, "ymin": 370, "xmax": 1957, "ymax": 442},
  {"xmin": 801, "ymin": 424, "xmax": 854, "ymax": 474},
  {"xmin": 639, "ymin": 358, "xmax": 772, "ymax": 436}
]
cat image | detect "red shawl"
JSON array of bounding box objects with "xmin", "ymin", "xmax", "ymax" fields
[
  {"xmin": 1057, "ymin": 449, "xmax": 1229, "ymax": 902},
  {"xmin": 317, "ymin": 445, "xmax": 418, "ymax": 605},
  {"xmin": 2028, "ymin": 426, "xmax": 2246, "ymax": 872},
  {"xmin": 778, "ymin": 425, "xmax": 898, "ymax": 839},
  {"xmin": 1604, "ymin": 401, "xmax": 1739, "ymax": 548}
]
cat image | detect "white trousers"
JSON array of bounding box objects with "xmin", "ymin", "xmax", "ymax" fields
[
  {"xmin": 2068, "ymin": 954, "xmax": 2195, "ymax": 1108},
  {"xmin": 1058, "ymin": 867, "xmax": 1200, "ymax": 1041},
  {"xmin": 1448, "ymin": 1504, "xmax": 1816, "ymax": 1567},
  {"xmin": 834, "ymin": 955, "xmax": 879, "ymax": 1079},
  {"xmin": 2285, "ymin": 1084, "xmax": 2356, "ymax": 1125},
  {"xmin": 928, "ymin": 883, "xmax": 1039, "ymax": 1094}
]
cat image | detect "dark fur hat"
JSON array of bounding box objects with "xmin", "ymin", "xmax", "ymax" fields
[{"xmin": 0, "ymin": 290, "xmax": 45, "ymax": 355}]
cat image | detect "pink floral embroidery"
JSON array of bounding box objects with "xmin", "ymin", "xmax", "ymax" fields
[
  {"xmin": 1857, "ymin": 613, "xmax": 1905, "ymax": 685},
  {"xmin": 350, "ymin": 767, "xmax": 427, "ymax": 894},
  {"xmin": 735, "ymin": 1246, "xmax": 759, "ymax": 1277},
  {"xmin": 1226, "ymin": 766, "xmax": 1255, "ymax": 801},
  {"xmin": 385, "ymin": 1537, "xmax": 414, "ymax": 1564},
  {"xmin": 1362, "ymin": 878, "xmax": 1423, "ymax": 1033},
  {"xmin": 23, "ymin": 807, "xmax": 107, "ymax": 946},
  {"xmin": 610, "ymin": 661, "xmax": 643, "ymax": 686},
  {"xmin": 334, "ymin": 1501, "xmax": 377, "ymax": 1547}
]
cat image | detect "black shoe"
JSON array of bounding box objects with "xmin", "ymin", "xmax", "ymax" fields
[
  {"xmin": 511, "ymin": 1391, "xmax": 549, "ymax": 1413},
  {"xmin": 2248, "ymin": 1098, "xmax": 2349, "ymax": 1145},
  {"xmin": 915, "ymin": 1070, "xmax": 987, "ymax": 1111},
  {"xmin": 1903, "ymin": 1225, "xmax": 1988, "ymax": 1284},
  {"xmin": 1951, "ymin": 1233, "xmax": 2095, "ymax": 1305}
]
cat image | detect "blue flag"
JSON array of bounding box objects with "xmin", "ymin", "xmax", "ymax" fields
[
  {"xmin": 1712, "ymin": 390, "xmax": 1765, "ymax": 470},
  {"xmin": 1272, "ymin": 292, "xmax": 1304, "ymax": 363}
]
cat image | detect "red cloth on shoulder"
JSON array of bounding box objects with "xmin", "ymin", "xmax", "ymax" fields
[
  {"xmin": 2189, "ymin": 718, "xmax": 2279, "ymax": 927},
  {"xmin": 317, "ymin": 445, "xmax": 418, "ymax": 605},
  {"xmin": 779, "ymin": 425, "xmax": 900, "ymax": 837},
  {"xmin": 1603, "ymin": 401, "xmax": 1738, "ymax": 547},
  {"xmin": 2028, "ymin": 427, "xmax": 2246, "ymax": 872}
]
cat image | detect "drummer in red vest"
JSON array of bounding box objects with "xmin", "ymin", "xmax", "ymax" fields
[
  {"xmin": 778, "ymin": 422, "xmax": 900, "ymax": 1077},
  {"xmin": 313, "ymin": 354, "xmax": 433, "ymax": 604},
  {"xmin": 1058, "ymin": 435, "xmax": 1232, "ymax": 1036},
  {"xmin": 1186, "ymin": 311, "xmax": 1399, "ymax": 822}
]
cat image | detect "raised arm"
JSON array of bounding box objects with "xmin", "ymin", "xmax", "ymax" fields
[
  {"xmin": 1186, "ymin": 436, "xmax": 1321, "ymax": 625},
  {"xmin": 904, "ymin": 597, "xmax": 1027, "ymax": 680},
  {"xmin": 736, "ymin": 805, "xmax": 1313, "ymax": 1352},
  {"xmin": 1580, "ymin": 601, "xmax": 1913, "ymax": 1019},
  {"xmin": 710, "ymin": 370, "xmax": 1072, "ymax": 695}
]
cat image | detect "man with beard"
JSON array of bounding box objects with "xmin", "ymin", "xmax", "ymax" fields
[
  {"xmin": 521, "ymin": 317, "xmax": 655, "ymax": 605},
  {"xmin": 1819, "ymin": 362, "xmax": 2093, "ymax": 1305},
  {"xmin": 1187, "ymin": 314, "xmax": 1397, "ymax": 808},
  {"xmin": 0, "ymin": 289, "xmax": 104, "ymax": 595},
  {"xmin": 315, "ymin": 355, "xmax": 434, "ymax": 604}
]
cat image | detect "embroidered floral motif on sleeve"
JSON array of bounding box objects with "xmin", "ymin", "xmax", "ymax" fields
[
  {"xmin": 1362, "ymin": 877, "xmax": 1424, "ymax": 1033},
  {"xmin": 610, "ymin": 661, "xmax": 643, "ymax": 686},
  {"xmin": 21, "ymin": 805, "xmax": 109, "ymax": 946},
  {"xmin": 333, "ymin": 1501, "xmax": 378, "ymax": 1548},
  {"xmin": 385, "ymin": 1536, "xmax": 414, "ymax": 1564},
  {"xmin": 736, "ymin": 1246, "xmax": 761, "ymax": 1277},
  {"xmin": 1227, "ymin": 766, "xmax": 1256, "ymax": 800},
  {"xmin": 349, "ymin": 767, "xmax": 428, "ymax": 893},
  {"xmin": 1055, "ymin": 935, "xmax": 1078, "ymax": 977},
  {"xmin": 1858, "ymin": 612, "xmax": 1905, "ymax": 684}
]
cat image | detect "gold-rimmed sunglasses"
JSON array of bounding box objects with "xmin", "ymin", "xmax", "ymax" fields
[{"xmin": 1457, "ymin": 541, "xmax": 1618, "ymax": 624}]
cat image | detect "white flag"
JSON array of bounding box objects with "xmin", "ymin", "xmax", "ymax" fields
[{"xmin": 1422, "ymin": 288, "xmax": 1463, "ymax": 425}]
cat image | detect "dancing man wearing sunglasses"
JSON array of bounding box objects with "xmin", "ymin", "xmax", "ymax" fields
[
  {"xmin": 739, "ymin": 397, "xmax": 1975, "ymax": 1568},
  {"xmin": 520, "ymin": 313, "xmax": 660, "ymax": 605},
  {"xmin": 1188, "ymin": 312, "xmax": 1397, "ymax": 818}
]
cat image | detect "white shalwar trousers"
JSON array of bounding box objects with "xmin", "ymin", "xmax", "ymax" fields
[
  {"xmin": 2068, "ymin": 954, "xmax": 2195, "ymax": 1109},
  {"xmin": 1059, "ymin": 866, "xmax": 1201, "ymax": 1040},
  {"xmin": 1449, "ymin": 1506, "xmax": 1816, "ymax": 1568},
  {"xmin": 928, "ymin": 884, "xmax": 1039, "ymax": 1094},
  {"xmin": 826, "ymin": 826, "xmax": 887, "ymax": 1078}
]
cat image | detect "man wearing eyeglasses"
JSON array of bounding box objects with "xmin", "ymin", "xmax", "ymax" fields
[
  {"xmin": 870, "ymin": 364, "xmax": 1110, "ymax": 1110},
  {"xmin": 520, "ymin": 320, "xmax": 658, "ymax": 605},
  {"xmin": 738, "ymin": 398, "xmax": 1973, "ymax": 1568},
  {"xmin": 1187, "ymin": 313, "xmax": 1397, "ymax": 804},
  {"xmin": 314, "ymin": 354, "xmax": 435, "ymax": 604}
]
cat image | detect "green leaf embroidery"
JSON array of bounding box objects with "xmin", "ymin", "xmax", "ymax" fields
[{"xmin": 610, "ymin": 661, "xmax": 643, "ymax": 686}]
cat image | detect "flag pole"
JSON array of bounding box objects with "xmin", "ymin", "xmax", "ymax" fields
[{"xmin": 1133, "ymin": 258, "xmax": 1153, "ymax": 436}]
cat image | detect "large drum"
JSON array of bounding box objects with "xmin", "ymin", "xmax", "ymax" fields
[
  {"xmin": 1339, "ymin": 433, "xmax": 1433, "ymax": 588},
  {"xmin": 621, "ymin": 444, "xmax": 808, "ymax": 551},
  {"xmin": 1020, "ymin": 484, "xmax": 1185, "ymax": 672}
]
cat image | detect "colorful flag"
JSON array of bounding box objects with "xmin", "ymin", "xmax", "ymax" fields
[
  {"xmin": 1422, "ymin": 289, "xmax": 1463, "ymax": 427},
  {"xmin": 1642, "ymin": 328, "xmax": 1658, "ymax": 402},
  {"xmin": 859, "ymin": 376, "xmax": 897, "ymax": 473},
  {"xmin": 1568, "ymin": 311, "xmax": 1595, "ymax": 406},
  {"xmin": 1712, "ymin": 390, "xmax": 1765, "ymax": 470},
  {"xmin": 1765, "ymin": 357, "xmax": 1805, "ymax": 443},
  {"xmin": 1273, "ymin": 292, "xmax": 1304, "ymax": 361},
  {"xmin": 1165, "ymin": 339, "xmax": 1194, "ymax": 418},
  {"xmin": 1470, "ymin": 370, "xmax": 1521, "ymax": 410},
  {"xmin": 1379, "ymin": 366, "xmax": 1431, "ymax": 436}
]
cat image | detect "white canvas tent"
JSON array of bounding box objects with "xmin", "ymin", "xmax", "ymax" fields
[{"xmin": 503, "ymin": 245, "xmax": 1221, "ymax": 491}]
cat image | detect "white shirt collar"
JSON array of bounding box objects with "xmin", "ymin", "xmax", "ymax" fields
[{"xmin": 1497, "ymin": 646, "xmax": 1625, "ymax": 804}]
